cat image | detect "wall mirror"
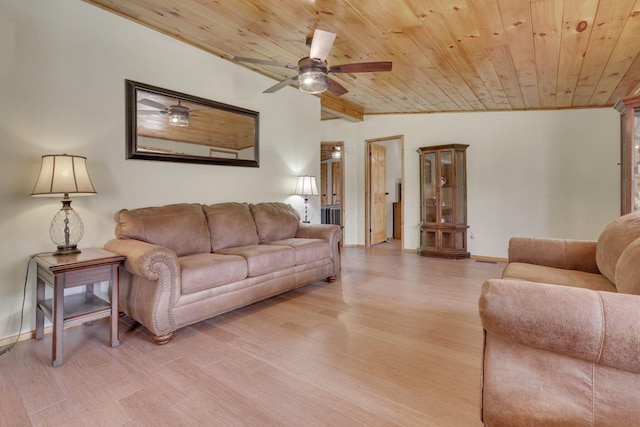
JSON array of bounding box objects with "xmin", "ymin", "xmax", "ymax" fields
[{"xmin": 125, "ymin": 80, "xmax": 259, "ymax": 167}]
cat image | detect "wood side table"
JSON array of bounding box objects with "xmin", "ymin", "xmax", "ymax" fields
[{"xmin": 34, "ymin": 248, "xmax": 125, "ymax": 367}]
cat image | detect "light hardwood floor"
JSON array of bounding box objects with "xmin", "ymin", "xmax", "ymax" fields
[{"xmin": 0, "ymin": 241, "xmax": 505, "ymax": 426}]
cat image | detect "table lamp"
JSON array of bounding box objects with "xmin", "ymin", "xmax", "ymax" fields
[
  {"xmin": 293, "ymin": 175, "xmax": 318, "ymax": 223},
  {"xmin": 31, "ymin": 154, "xmax": 97, "ymax": 255}
]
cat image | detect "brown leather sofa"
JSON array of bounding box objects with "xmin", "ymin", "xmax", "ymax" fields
[
  {"xmin": 104, "ymin": 202, "xmax": 341, "ymax": 344},
  {"xmin": 479, "ymin": 211, "xmax": 640, "ymax": 426}
]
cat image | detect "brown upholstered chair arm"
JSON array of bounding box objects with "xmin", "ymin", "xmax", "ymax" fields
[
  {"xmin": 508, "ymin": 237, "xmax": 599, "ymax": 274},
  {"xmin": 480, "ymin": 279, "xmax": 640, "ymax": 374},
  {"xmin": 104, "ymin": 238, "xmax": 179, "ymax": 280}
]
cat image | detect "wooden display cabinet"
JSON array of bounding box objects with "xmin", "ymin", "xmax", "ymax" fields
[
  {"xmin": 418, "ymin": 144, "xmax": 469, "ymax": 259},
  {"xmin": 614, "ymin": 94, "xmax": 640, "ymax": 214}
]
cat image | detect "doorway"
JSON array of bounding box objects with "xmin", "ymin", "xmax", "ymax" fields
[
  {"xmin": 365, "ymin": 136, "xmax": 404, "ymax": 249},
  {"xmin": 320, "ymin": 141, "xmax": 345, "ymax": 229}
]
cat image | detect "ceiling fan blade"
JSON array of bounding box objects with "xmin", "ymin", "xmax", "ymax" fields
[
  {"xmin": 326, "ymin": 77, "xmax": 349, "ymax": 96},
  {"xmin": 329, "ymin": 61, "xmax": 393, "ymax": 74},
  {"xmin": 234, "ymin": 56, "xmax": 298, "ymax": 70},
  {"xmin": 309, "ymin": 29, "xmax": 336, "ymax": 61},
  {"xmin": 138, "ymin": 110, "xmax": 167, "ymax": 115},
  {"xmin": 138, "ymin": 98, "xmax": 168, "ymax": 110},
  {"xmin": 263, "ymin": 76, "xmax": 299, "ymax": 93}
]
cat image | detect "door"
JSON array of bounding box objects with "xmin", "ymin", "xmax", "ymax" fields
[
  {"xmin": 370, "ymin": 143, "xmax": 387, "ymax": 245},
  {"xmin": 320, "ymin": 162, "xmax": 328, "ymax": 206},
  {"xmin": 331, "ymin": 161, "xmax": 341, "ymax": 205}
]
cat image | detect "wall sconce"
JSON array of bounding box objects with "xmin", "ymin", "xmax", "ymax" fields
[
  {"xmin": 293, "ymin": 175, "xmax": 319, "ymax": 223},
  {"xmin": 31, "ymin": 154, "xmax": 97, "ymax": 255}
]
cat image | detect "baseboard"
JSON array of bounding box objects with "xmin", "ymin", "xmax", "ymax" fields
[
  {"xmin": 0, "ymin": 327, "xmax": 51, "ymax": 348},
  {"xmin": 471, "ymin": 255, "xmax": 508, "ymax": 263}
]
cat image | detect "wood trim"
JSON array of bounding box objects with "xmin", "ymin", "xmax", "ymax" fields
[
  {"xmin": 471, "ymin": 255, "xmax": 508, "ymax": 263},
  {"xmin": 0, "ymin": 327, "xmax": 53, "ymax": 348},
  {"xmin": 320, "ymin": 95, "xmax": 364, "ymax": 122}
]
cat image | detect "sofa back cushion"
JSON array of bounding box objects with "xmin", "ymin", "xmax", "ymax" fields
[
  {"xmin": 203, "ymin": 202, "xmax": 259, "ymax": 252},
  {"xmin": 250, "ymin": 202, "xmax": 300, "ymax": 243},
  {"xmin": 114, "ymin": 203, "xmax": 210, "ymax": 256},
  {"xmin": 596, "ymin": 211, "xmax": 640, "ymax": 286}
]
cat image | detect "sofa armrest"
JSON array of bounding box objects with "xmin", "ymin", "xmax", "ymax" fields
[
  {"xmin": 508, "ymin": 237, "xmax": 599, "ymax": 274},
  {"xmin": 104, "ymin": 238, "xmax": 179, "ymax": 280},
  {"xmin": 479, "ymin": 279, "xmax": 640, "ymax": 374},
  {"xmin": 296, "ymin": 223, "xmax": 342, "ymax": 246},
  {"xmin": 296, "ymin": 223, "xmax": 342, "ymax": 276}
]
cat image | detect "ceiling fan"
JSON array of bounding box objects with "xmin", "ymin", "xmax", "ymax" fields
[
  {"xmin": 138, "ymin": 98, "xmax": 203, "ymax": 127},
  {"xmin": 234, "ymin": 29, "xmax": 392, "ymax": 96}
]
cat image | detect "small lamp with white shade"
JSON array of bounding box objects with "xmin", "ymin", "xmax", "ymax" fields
[
  {"xmin": 31, "ymin": 154, "xmax": 97, "ymax": 255},
  {"xmin": 293, "ymin": 175, "xmax": 319, "ymax": 223}
]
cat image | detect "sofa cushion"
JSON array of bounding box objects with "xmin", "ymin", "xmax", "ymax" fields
[
  {"xmin": 114, "ymin": 203, "xmax": 210, "ymax": 257},
  {"xmin": 250, "ymin": 202, "xmax": 300, "ymax": 243},
  {"xmin": 614, "ymin": 237, "xmax": 640, "ymax": 295},
  {"xmin": 502, "ymin": 262, "xmax": 616, "ymax": 292},
  {"xmin": 203, "ymin": 202, "xmax": 259, "ymax": 252},
  {"xmin": 217, "ymin": 244, "xmax": 295, "ymax": 277},
  {"xmin": 179, "ymin": 253, "xmax": 248, "ymax": 294},
  {"xmin": 268, "ymin": 238, "xmax": 329, "ymax": 265},
  {"xmin": 596, "ymin": 211, "xmax": 640, "ymax": 284}
]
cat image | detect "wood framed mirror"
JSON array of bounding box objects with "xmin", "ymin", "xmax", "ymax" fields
[{"xmin": 125, "ymin": 80, "xmax": 259, "ymax": 167}]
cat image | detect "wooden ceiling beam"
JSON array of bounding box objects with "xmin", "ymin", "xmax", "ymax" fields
[{"xmin": 320, "ymin": 95, "xmax": 364, "ymax": 122}]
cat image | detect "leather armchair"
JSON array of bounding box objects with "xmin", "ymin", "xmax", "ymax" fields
[{"xmin": 479, "ymin": 211, "xmax": 640, "ymax": 426}]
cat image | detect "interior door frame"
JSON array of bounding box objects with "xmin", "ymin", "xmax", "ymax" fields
[
  {"xmin": 320, "ymin": 141, "xmax": 345, "ymax": 229},
  {"xmin": 365, "ymin": 135, "xmax": 404, "ymax": 249}
]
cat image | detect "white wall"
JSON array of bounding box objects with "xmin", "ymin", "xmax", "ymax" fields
[
  {"xmin": 322, "ymin": 109, "xmax": 621, "ymax": 257},
  {"xmin": 0, "ymin": 1, "xmax": 321, "ymax": 341}
]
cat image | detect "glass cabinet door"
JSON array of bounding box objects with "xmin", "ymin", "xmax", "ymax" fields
[
  {"xmin": 422, "ymin": 152, "xmax": 437, "ymax": 223},
  {"xmin": 633, "ymin": 109, "xmax": 640, "ymax": 211},
  {"xmin": 439, "ymin": 150, "xmax": 453, "ymax": 224},
  {"xmin": 455, "ymin": 148, "xmax": 467, "ymax": 224},
  {"xmin": 615, "ymin": 94, "xmax": 640, "ymax": 214}
]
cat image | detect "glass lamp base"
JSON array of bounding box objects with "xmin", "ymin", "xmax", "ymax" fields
[{"xmin": 50, "ymin": 198, "xmax": 84, "ymax": 256}]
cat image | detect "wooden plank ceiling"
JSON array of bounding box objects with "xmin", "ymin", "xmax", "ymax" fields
[{"xmin": 85, "ymin": 0, "xmax": 640, "ymax": 121}]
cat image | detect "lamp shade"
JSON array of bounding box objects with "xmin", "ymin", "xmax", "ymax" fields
[
  {"xmin": 293, "ymin": 175, "xmax": 319, "ymax": 196},
  {"xmin": 31, "ymin": 154, "xmax": 97, "ymax": 197}
]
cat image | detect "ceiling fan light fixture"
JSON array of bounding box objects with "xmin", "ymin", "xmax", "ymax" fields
[
  {"xmin": 168, "ymin": 105, "xmax": 190, "ymax": 127},
  {"xmin": 298, "ymin": 57, "xmax": 328, "ymax": 94},
  {"xmin": 299, "ymin": 71, "xmax": 327, "ymax": 94}
]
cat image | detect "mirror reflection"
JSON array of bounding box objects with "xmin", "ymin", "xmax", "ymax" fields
[{"xmin": 126, "ymin": 80, "xmax": 259, "ymax": 167}]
